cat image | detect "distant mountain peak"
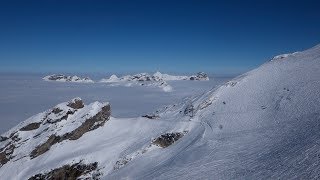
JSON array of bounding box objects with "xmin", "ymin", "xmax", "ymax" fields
[{"xmin": 43, "ymin": 74, "xmax": 94, "ymax": 83}]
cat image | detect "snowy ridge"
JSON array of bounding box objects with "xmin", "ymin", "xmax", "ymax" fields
[
  {"xmin": 272, "ymin": 51, "xmax": 300, "ymax": 60},
  {"xmin": 100, "ymin": 72, "xmax": 209, "ymax": 92},
  {"xmin": 0, "ymin": 98, "xmax": 111, "ymax": 179},
  {"xmin": 43, "ymin": 74, "xmax": 94, "ymax": 83},
  {"xmin": 1, "ymin": 44, "xmax": 320, "ymax": 179},
  {"xmin": 101, "ymin": 71, "xmax": 209, "ymax": 82}
]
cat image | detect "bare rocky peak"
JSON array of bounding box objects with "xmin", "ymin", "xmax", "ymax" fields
[{"xmin": 189, "ymin": 72, "xmax": 209, "ymax": 81}]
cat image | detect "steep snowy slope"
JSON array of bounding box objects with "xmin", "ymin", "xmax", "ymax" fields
[
  {"xmin": 1, "ymin": 44, "xmax": 320, "ymax": 179},
  {"xmin": 143, "ymin": 44, "xmax": 320, "ymax": 179}
]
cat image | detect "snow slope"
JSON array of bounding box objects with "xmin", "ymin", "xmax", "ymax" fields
[{"xmin": 1, "ymin": 44, "xmax": 320, "ymax": 179}]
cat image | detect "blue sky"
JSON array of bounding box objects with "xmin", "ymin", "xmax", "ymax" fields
[{"xmin": 0, "ymin": 0, "xmax": 320, "ymax": 74}]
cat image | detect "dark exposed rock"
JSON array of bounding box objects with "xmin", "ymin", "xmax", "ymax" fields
[
  {"xmin": 0, "ymin": 143, "xmax": 15, "ymax": 167},
  {"xmin": 60, "ymin": 110, "xmax": 76, "ymax": 120},
  {"xmin": 46, "ymin": 74, "xmax": 67, "ymax": 81},
  {"xmin": 28, "ymin": 162, "xmax": 98, "ymax": 180},
  {"xmin": 0, "ymin": 136, "xmax": 8, "ymax": 142},
  {"xmin": 0, "ymin": 151, "xmax": 9, "ymax": 167},
  {"xmin": 52, "ymin": 107, "xmax": 63, "ymax": 114},
  {"xmin": 189, "ymin": 72, "xmax": 209, "ymax": 81},
  {"xmin": 184, "ymin": 104, "xmax": 194, "ymax": 117},
  {"xmin": 152, "ymin": 132, "xmax": 186, "ymax": 148},
  {"xmin": 30, "ymin": 135, "xmax": 61, "ymax": 159},
  {"xmin": 9, "ymin": 132, "xmax": 16, "ymax": 139},
  {"xmin": 196, "ymin": 72, "xmax": 208, "ymax": 79},
  {"xmin": 20, "ymin": 122, "xmax": 41, "ymax": 131},
  {"xmin": 47, "ymin": 109, "xmax": 76, "ymax": 124},
  {"xmin": 67, "ymin": 99, "xmax": 84, "ymax": 109},
  {"xmin": 67, "ymin": 105, "xmax": 111, "ymax": 140},
  {"xmin": 10, "ymin": 133, "xmax": 21, "ymax": 142},
  {"xmin": 142, "ymin": 114, "xmax": 159, "ymax": 119},
  {"xmin": 30, "ymin": 104, "xmax": 111, "ymax": 158}
]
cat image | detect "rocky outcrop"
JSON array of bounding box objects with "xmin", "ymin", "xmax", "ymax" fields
[
  {"xmin": 0, "ymin": 140, "xmax": 15, "ymax": 167},
  {"xmin": 142, "ymin": 114, "xmax": 159, "ymax": 119},
  {"xmin": 67, "ymin": 98, "xmax": 84, "ymax": 109},
  {"xmin": 0, "ymin": 98, "xmax": 111, "ymax": 169},
  {"xmin": 189, "ymin": 72, "xmax": 209, "ymax": 81},
  {"xmin": 30, "ymin": 135, "xmax": 60, "ymax": 159},
  {"xmin": 28, "ymin": 161, "xmax": 99, "ymax": 180},
  {"xmin": 19, "ymin": 122, "xmax": 41, "ymax": 131},
  {"xmin": 0, "ymin": 151, "xmax": 8, "ymax": 166},
  {"xmin": 113, "ymin": 131, "xmax": 188, "ymax": 171},
  {"xmin": 184, "ymin": 104, "xmax": 195, "ymax": 117},
  {"xmin": 67, "ymin": 105, "xmax": 110, "ymax": 140},
  {"xmin": 0, "ymin": 136, "xmax": 8, "ymax": 142},
  {"xmin": 43, "ymin": 74, "xmax": 94, "ymax": 83},
  {"xmin": 30, "ymin": 103, "xmax": 111, "ymax": 158},
  {"xmin": 152, "ymin": 132, "xmax": 186, "ymax": 148}
]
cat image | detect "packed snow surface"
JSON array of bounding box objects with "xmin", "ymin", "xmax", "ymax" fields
[{"xmin": 1, "ymin": 44, "xmax": 320, "ymax": 179}]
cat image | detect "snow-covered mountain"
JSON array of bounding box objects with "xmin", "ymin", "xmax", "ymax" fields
[
  {"xmin": 101, "ymin": 72, "xmax": 209, "ymax": 82},
  {"xmin": 100, "ymin": 72, "xmax": 209, "ymax": 92},
  {"xmin": 43, "ymin": 74, "xmax": 94, "ymax": 83},
  {"xmin": 1, "ymin": 44, "xmax": 320, "ymax": 179}
]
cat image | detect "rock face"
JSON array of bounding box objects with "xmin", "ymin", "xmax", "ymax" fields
[
  {"xmin": 30, "ymin": 102, "xmax": 110, "ymax": 159},
  {"xmin": 28, "ymin": 162, "xmax": 99, "ymax": 180},
  {"xmin": 19, "ymin": 122, "xmax": 41, "ymax": 131},
  {"xmin": 152, "ymin": 132, "xmax": 186, "ymax": 148},
  {"xmin": 0, "ymin": 138, "xmax": 15, "ymax": 167},
  {"xmin": 43, "ymin": 74, "xmax": 94, "ymax": 83},
  {"xmin": 67, "ymin": 98, "xmax": 85, "ymax": 109}
]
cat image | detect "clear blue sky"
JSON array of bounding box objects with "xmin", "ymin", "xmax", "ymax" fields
[{"xmin": 1, "ymin": 0, "xmax": 320, "ymax": 74}]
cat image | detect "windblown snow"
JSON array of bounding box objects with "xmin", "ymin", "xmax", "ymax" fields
[{"xmin": 1, "ymin": 44, "xmax": 320, "ymax": 179}]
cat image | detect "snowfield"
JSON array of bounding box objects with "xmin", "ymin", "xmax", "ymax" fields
[{"xmin": 1, "ymin": 44, "xmax": 320, "ymax": 179}]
